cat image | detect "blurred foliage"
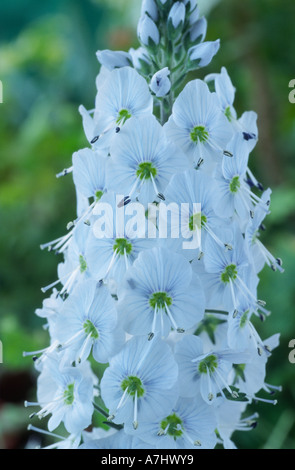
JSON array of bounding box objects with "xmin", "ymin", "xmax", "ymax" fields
[{"xmin": 0, "ymin": 0, "xmax": 294, "ymax": 449}]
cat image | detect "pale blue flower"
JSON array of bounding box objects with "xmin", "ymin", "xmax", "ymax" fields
[
  {"xmin": 86, "ymin": 192, "xmax": 152, "ymax": 284},
  {"xmin": 27, "ymin": 356, "xmax": 94, "ymax": 434},
  {"xmin": 100, "ymin": 335, "xmax": 179, "ymax": 429},
  {"xmin": 92, "ymin": 66, "xmax": 153, "ymax": 150},
  {"xmin": 118, "ymin": 247, "xmax": 205, "ymax": 338},
  {"xmin": 72, "ymin": 148, "xmax": 107, "ymax": 200},
  {"xmin": 244, "ymin": 188, "xmax": 283, "ymax": 273},
  {"xmin": 107, "ymin": 115, "xmax": 188, "ymax": 206},
  {"xmin": 165, "ymin": 79, "xmax": 233, "ymax": 164},
  {"xmin": 175, "ymin": 334, "xmax": 250, "ymax": 404},
  {"xmin": 125, "ymin": 395, "xmax": 217, "ymax": 449},
  {"xmin": 53, "ymin": 280, "xmax": 123, "ymax": 365},
  {"xmin": 164, "ymin": 170, "xmax": 231, "ymax": 259}
]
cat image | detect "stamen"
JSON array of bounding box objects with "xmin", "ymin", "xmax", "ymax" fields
[
  {"xmin": 206, "ymin": 365, "xmax": 214, "ymax": 402},
  {"xmin": 148, "ymin": 306, "xmax": 158, "ymax": 341},
  {"xmin": 56, "ymin": 166, "xmax": 73, "ymax": 178},
  {"xmin": 203, "ymin": 222, "xmax": 226, "ymax": 249},
  {"xmin": 123, "ymin": 247, "xmax": 129, "ymax": 271},
  {"xmin": 77, "ymin": 332, "xmax": 93, "ymax": 364},
  {"xmin": 195, "ymin": 157, "xmax": 204, "ymax": 169},
  {"xmin": 214, "ymin": 366, "xmax": 237, "ymax": 398},
  {"xmin": 165, "ymin": 302, "xmax": 184, "ymax": 333},
  {"xmin": 251, "ymin": 395, "xmax": 278, "ymax": 406},
  {"xmin": 150, "ymin": 173, "xmax": 165, "ymax": 201},
  {"xmin": 133, "ymin": 390, "xmax": 138, "ymax": 430},
  {"xmin": 27, "ymin": 424, "xmax": 64, "ymax": 441}
]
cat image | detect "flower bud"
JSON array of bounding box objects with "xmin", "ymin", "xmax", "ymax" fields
[
  {"xmin": 141, "ymin": 0, "xmax": 159, "ymax": 22},
  {"xmin": 188, "ymin": 39, "xmax": 220, "ymax": 69},
  {"xmin": 190, "ymin": 17, "xmax": 207, "ymax": 44},
  {"xmin": 168, "ymin": 2, "xmax": 186, "ymax": 30},
  {"xmin": 96, "ymin": 50, "xmax": 132, "ymax": 70},
  {"xmin": 184, "ymin": 0, "xmax": 198, "ymax": 12},
  {"xmin": 137, "ymin": 14, "xmax": 160, "ymax": 50},
  {"xmin": 150, "ymin": 67, "xmax": 171, "ymax": 97},
  {"xmin": 129, "ymin": 47, "xmax": 151, "ymax": 75}
]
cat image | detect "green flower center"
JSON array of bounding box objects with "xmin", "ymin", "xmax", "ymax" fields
[
  {"xmin": 160, "ymin": 413, "xmax": 183, "ymax": 439},
  {"xmin": 190, "ymin": 125, "xmax": 209, "ymax": 144},
  {"xmin": 121, "ymin": 376, "xmax": 145, "ymax": 398},
  {"xmin": 63, "ymin": 383, "xmax": 75, "ymax": 405},
  {"xmin": 198, "ymin": 354, "xmax": 218, "ymax": 374},
  {"xmin": 189, "ymin": 212, "xmax": 207, "ymax": 231},
  {"xmin": 225, "ymin": 106, "xmax": 233, "ymax": 122},
  {"xmin": 149, "ymin": 292, "xmax": 172, "ymax": 310},
  {"xmin": 221, "ymin": 264, "xmax": 238, "ymax": 284},
  {"xmin": 229, "ymin": 176, "xmax": 241, "ymax": 193},
  {"xmin": 83, "ymin": 319, "xmax": 99, "ymax": 339},
  {"xmin": 95, "ymin": 190, "xmax": 104, "ymax": 201},
  {"xmin": 116, "ymin": 108, "xmax": 131, "ymax": 125},
  {"xmin": 113, "ymin": 238, "xmax": 133, "ymax": 256},
  {"xmin": 136, "ymin": 161, "xmax": 157, "ymax": 180},
  {"xmin": 79, "ymin": 254, "xmax": 87, "ymax": 273}
]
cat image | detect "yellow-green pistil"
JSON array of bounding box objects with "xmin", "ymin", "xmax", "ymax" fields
[
  {"xmin": 149, "ymin": 292, "xmax": 172, "ymax": 310},
  {"xmin": 229, "ymin": 175, "xmax": 240, "ymax": 193},
  {"xmin": 198, "ymin": 354, "xmax": 218, "ymax": 374},
  {"xmin": 116, "ymin": 109, "xmax": 131, "ymax": 125},
  {"xmin": 189, "ymin": 213, "xmax": 207, "ymax": 231},
  {"xmin": 190, "ymin": 125, "xmax": 209, "ymax": 144},
  {"xmin": 79, "ymin": 254, "xmax": 87, "ymax": 273},
  {"xmin": 221, "ymin": 264, "xmax": 238, "ymax": 284},
  {"xmin": 239, "ymin": 310, "xmax": 249, "ymax": 329},
  {"xmin": 121, "ymin": 376, "xmax": 145, "ymax": 398},
  {"xmin": 95, "ymin": 190, "xmax": 104, "ymax": 202},
  {"xmin": 225, "ymin": 106, "xmax": 233, "ymax": 122},
  {"xmin": 136, "ymin": 161, "xmax": 157, "ymax": 180},
  {"xmin": 113, "ymin": 238, "xmax": 132, "ymax": 256},
  {"xmin": 83, "ymin": 319, "xmax": 99, "ymax": 339},
  {"xmin": 63, "ymin": 383, "xmax": 75, "ymax": 405},
  {"xmin": 160, "ymin": 413, "xmax": 183, "ymax": 439}
]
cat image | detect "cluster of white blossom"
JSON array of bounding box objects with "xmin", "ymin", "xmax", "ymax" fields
[{"xmin": 26, "ymin": 0, "xmax": 283, "ymax": 449}]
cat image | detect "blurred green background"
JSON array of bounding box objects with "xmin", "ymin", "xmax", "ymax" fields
[{"xmin": 0, "ymin": 0, "xmax": 294, "ymax": 449}]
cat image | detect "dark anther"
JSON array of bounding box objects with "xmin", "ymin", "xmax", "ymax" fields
[
  {"xmin": 115, "ymin": 127, "xmax": 121, "ymax": 133},
  {"xmin": 91, "ymin": 135, "xmax": 99, "ymax": 144},
  {"xmin": 223, "ymin": 150, "xmax": 233, "ymax": 157},
  {"xmin": 117, "ymin": 196, "xmax": 131, "ymax": 208},
  {"xmin": 243, "ymin": 132, "xmax": 256, "ymax": 141},
  {"xmin": 158, "ymin": 193, "xmax": 165, "ymax": 201},
  {"xmin": 276, "ymin": 258, "xmax": 283, "ymax": 266},
  {"xmin": 246, "ymin": 178, "xmax": 255, "ymax": 188},
  {"xmin": 257, "ymin": 182, "xmax": 264, "ymax": 191},
  {"xmin": 259, "ymin": 223, "xmax": 266, "ymax": 231}
]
